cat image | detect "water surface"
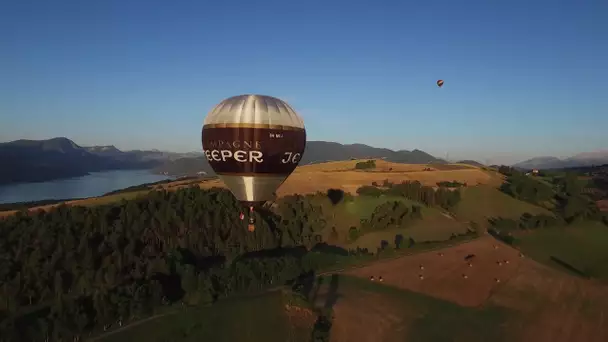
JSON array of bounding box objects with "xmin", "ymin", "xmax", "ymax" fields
[{"xmin": 0, "ymin": 169, "xmax": 170, "ymax": 204}]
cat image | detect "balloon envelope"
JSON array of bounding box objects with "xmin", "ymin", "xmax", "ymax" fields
[
  {"xmin": 437, "ymin": 80, "xmax": 444, "ymax": 88},
  {"xmin": 201, "ymin": 94, "xmax": 306, "ymax": 207}
]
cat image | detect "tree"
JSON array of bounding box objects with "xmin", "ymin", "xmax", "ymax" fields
[
  {"xmin": 355, "ymin": 160, "xmax": 376, "ymax": 170},
  {"xmin": 394, "ymin": 234, "xmax": 404, "ymax": 249}
]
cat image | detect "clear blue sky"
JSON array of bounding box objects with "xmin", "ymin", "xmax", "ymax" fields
[{"xmin": 1, "ymin": 0, "xmax": 606, "ymax": 164}]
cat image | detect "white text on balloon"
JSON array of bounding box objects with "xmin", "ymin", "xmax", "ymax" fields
[
  {"xmin": 281, "ymin": 152, "xmax": 301, "ymax": 164},
  {"xmin": 204, "ymin": 149, "xmax": 264, "ymax": 163}
]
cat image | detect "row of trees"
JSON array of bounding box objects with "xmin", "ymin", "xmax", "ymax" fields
[
  {"xmin": 359, "ymin": 180, "xmax": 462, "ymax": 210},
  {"xmin": 361, "ymin": 201, "xmax": 422, "ymax": 231},
  {"xmin": 436, "ymin": 181, "xmax": 466, "ymax": 188},
  {"xmin": 488, "ymin": 212, "xmax": 568, "ymax": 245},
  {"xmin": 354, "ymin": 160, "xmax": 376, "ymax": 170}
]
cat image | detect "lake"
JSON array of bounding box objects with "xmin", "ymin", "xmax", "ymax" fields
[{"xmin": 0, "ymin": 170, "xmax": 171, "ymax": 204}]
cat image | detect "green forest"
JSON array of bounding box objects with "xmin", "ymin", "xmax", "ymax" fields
[{"xmin": 0, "ymin": 179, "xmax": 465, "ymax": 342}]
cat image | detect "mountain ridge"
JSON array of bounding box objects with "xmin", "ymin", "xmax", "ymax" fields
[
  {"xmin": 154, "ymin": 140, "xmax": 447, "ymax": 176},
  {"xmin": 0, "ymin": 138, "xmax": 162, "ymax": 185},
  {"xmin": 513, "ymin": 151, "xmax": 608, "ymax": 169},
  {"xmin": 0, "ymin": 137, "xmax": 446, "ymax": 184}
]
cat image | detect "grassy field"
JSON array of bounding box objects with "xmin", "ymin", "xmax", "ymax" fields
[
  {"xmin": 96, "ymin": 291, "xmax": 315, "ymax": 342},
  {"xmin": 346, "ymin": 200, "xmax": 470, "ymax": 251},
  {"xmin": 514, "ymin": 222, "xmax": 608, "ymax": 282},
  {"xmin": 196, "ymin": 159, "xmax": 502, "ymax": 196},
  {"xmin": 338, "ymin": 236, "xmax": 608, "ymax": 342},
  {"xmin": 453, "ymin": 184, "xmax": 553, "ymax": 227},
  {"xmin": 294, "ymin": 193, "xmax": 471, "ymax": 250},
  {"xmin": 325, "ymin": 275, "xmax": 511, "ymax": 342}
]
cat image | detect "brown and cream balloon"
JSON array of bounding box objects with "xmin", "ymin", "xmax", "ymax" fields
[{"xmin": 201, "ymin": 94, "xmax": 306, "ymax": 231}]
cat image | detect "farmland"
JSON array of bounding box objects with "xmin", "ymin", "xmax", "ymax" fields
[
  {"xmin": 335, "ymin": 235, "xmax": 608, "ymax": 342},
  {"xmin": 2, "ymin": 159, "xmax": 608, "ymax": 342}
]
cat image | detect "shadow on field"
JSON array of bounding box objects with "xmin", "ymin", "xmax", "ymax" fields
[
  {"xmin": 550, "ymin": 256, "xmax": 591, "ymax": 279},
  {"xmin": 311, "ymin": 243, "xmax": 349, "ymax": 256},
  {"xmin": 311, "ymin": 274, "xmax": 340, "ymax": 342}
]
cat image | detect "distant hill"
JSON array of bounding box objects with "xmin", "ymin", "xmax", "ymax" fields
[
  {"xmin": 513, "ymin": 151, "xmax": 608, "ymax": 170},
  {"xmin": 85, "ymin": 146, "xmax": 202, "ymax": 162},
  {"xmin": 84, "ymin": 145, "xmax": 124, "ymax": 157},
  {"xmin": 154, "ymin": 141, "xmax": 445, "ymax": 176},
  {"xmin": 457, "ymin": 160, "xmax": 485, "ymax": 167},
  {"xmin": 154, "ymin": 157, "xmax": 213, "ymax": 177},
  {"xmin": 1, "ymin": 137, "xmax": 445, "ymax": 184},
  {"xmin": 123, "ymin": 149, "xmax": 203, "ymax": 162},
  {"xmin": 299, "ymin": 141, "xmax": 444, "ymax": 165},
  {"xmin": 0, "ymin": 138, "xmax": 161, "ymax": 185}
]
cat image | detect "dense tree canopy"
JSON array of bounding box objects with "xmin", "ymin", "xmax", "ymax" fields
[
  {"xmin": 497, "ymin": 166, "xmax": 607, "ymax": 225},
  {"xmin": 0, "ymin": 187, "xmax": 346, "ymax": 341},
  {"xmin": 354, "ymin": 160, "xmax": 376, "ymax": 170},
  {"xmin": 1, "ymin": 183, "xmax": 458, "ymax": 341}
]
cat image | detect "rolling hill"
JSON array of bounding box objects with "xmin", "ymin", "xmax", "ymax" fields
[
  {"xmin": 154, "ymin": 141, "xmax": 446, "ymax": 176},
  {"xmin": 457, "ymin": 160, "xmax": 485, "ymax": 167},
  {"xmin": 513, "ymin": 150, "xmax": 608, "ymax": 169}
]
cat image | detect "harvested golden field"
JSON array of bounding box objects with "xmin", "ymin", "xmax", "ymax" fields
[
  {"xmin": 336, "ymin": 236, "xmax": 608, "ymax": 342},
  {"xmin": 278, "ymin": 169, "xmax": 498, "ymax": 196},
  {"xmin": 298, "ymin": 160, "xmax": 436, "ymax": 172},
  {"xmin": 195, "ymin": 160, "xmax": 500, "ymax": 196}
]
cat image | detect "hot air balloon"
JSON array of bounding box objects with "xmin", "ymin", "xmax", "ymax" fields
[
  {"xmin": 201, "ymin": 94, "xmax": 307, "ymax": 232},
  {"xmin": 437, "ymin": 80, "xmax": 444, "ymax": 88}
]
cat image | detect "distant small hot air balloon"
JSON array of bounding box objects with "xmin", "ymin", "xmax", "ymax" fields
[
  {"xmin": 437, "ymin": 80, "xmax": 444, "ymax": 88},
  {"xmin": 202, "ymin": 94, "xmax": 306, "ymax": 232}
]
